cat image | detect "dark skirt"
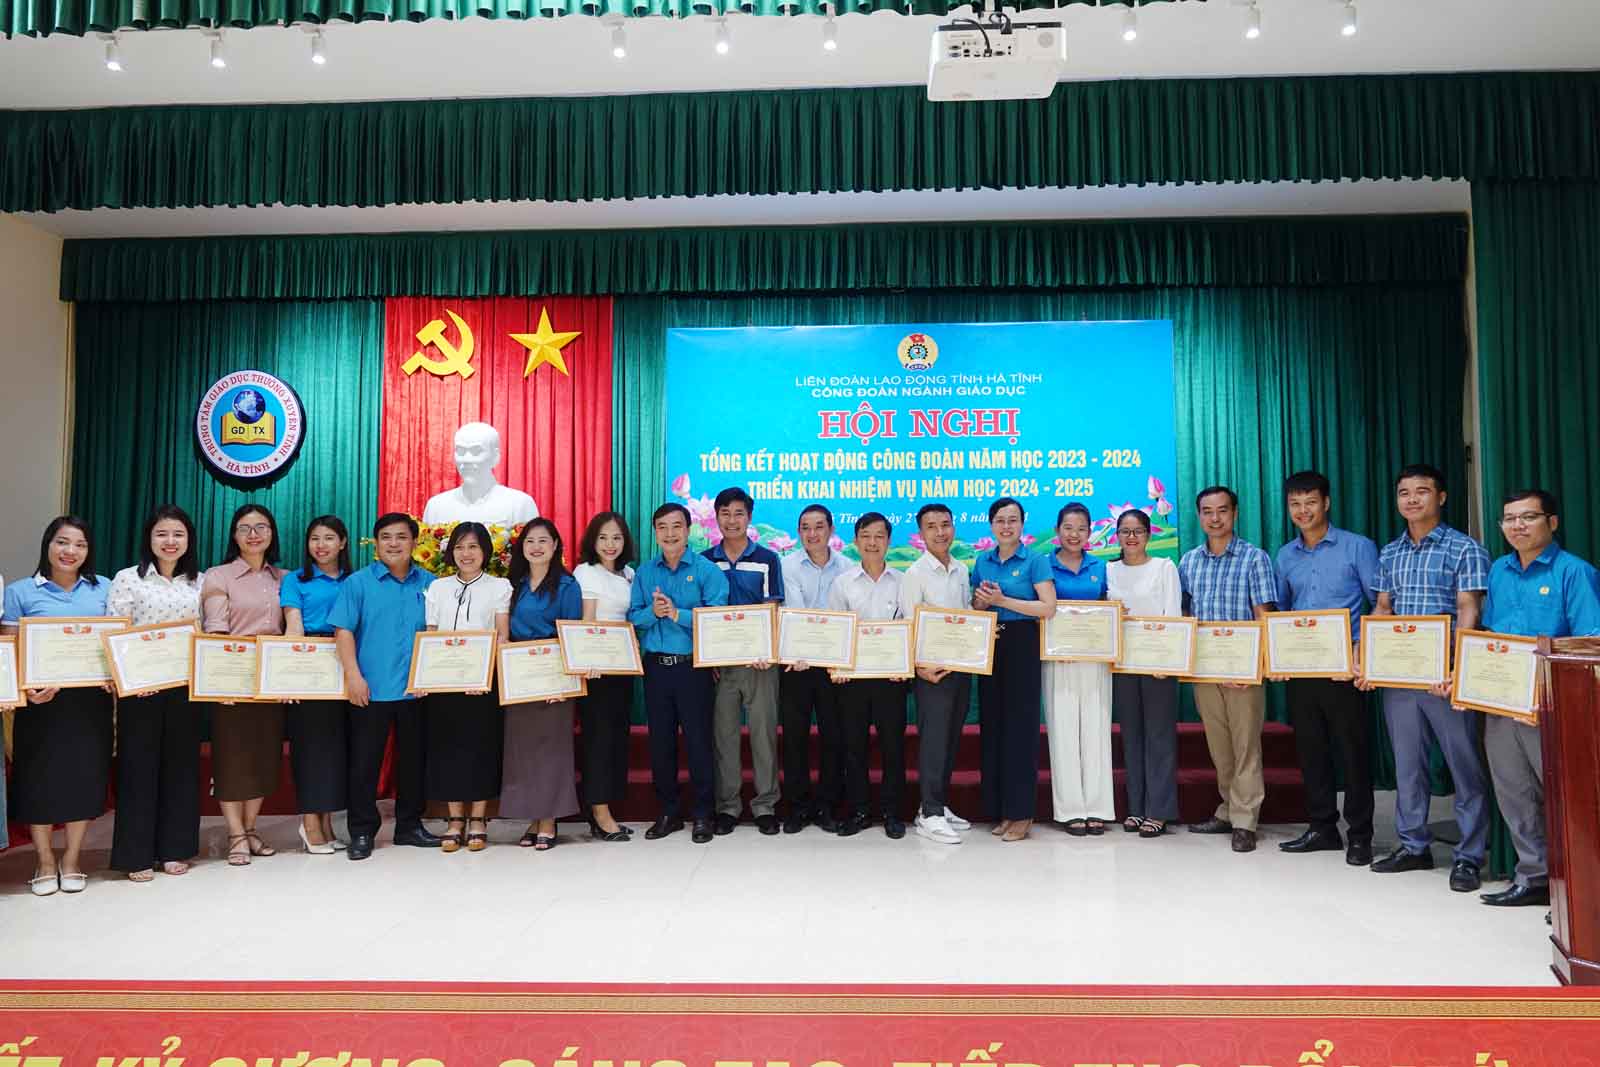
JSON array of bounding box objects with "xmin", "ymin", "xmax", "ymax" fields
[
  {"xmin": 499, "ymin": 699, "xmax": 578, "ymax": 821},
  {"xmin": 13, "ymin": 686, "xmax": 114, "ymax": 824},
  {"xmin": 211, "ymin": 700, "xmax": 285, "ymax": 801},
  {"xmin": 286, "ymin": 699, "xmax": 349, "ymax": 813},
  {"xmin": 425, "ymin": 690, "xmax": 504, "ymax": 802}
]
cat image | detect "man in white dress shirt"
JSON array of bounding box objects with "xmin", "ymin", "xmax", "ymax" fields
[{"xmin": 422, "ymin": 423, "xmax": 539, "ymax": 528}]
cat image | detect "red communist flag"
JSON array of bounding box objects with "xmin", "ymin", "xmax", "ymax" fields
[{"xmin": 380, "ymin": 297, "xmax": 614, "ymax": 559}]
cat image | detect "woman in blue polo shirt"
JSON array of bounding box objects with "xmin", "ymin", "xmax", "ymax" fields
[
  {"xmin": 972, "ymin": 497, "xmax": 1056, "ymax": 842},
  {"xmin": 280, "ymin": 515, "xmax": 354, "ymax": 854},
  {"xmin": 2, "ymin": 516, "xmax": 113, "ymax": 896}
]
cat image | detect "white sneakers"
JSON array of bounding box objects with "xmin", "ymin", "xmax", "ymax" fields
[
  {"xmin": 916, "ymin": 813, "xmax": 962, "ymax": 844},
  {"xmin": 944, "ymin": 807, "xmax": 972, "ymax": 832}
]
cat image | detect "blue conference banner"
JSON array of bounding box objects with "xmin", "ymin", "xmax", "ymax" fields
[{"xmin": 664, "ymin": 321, "xmax": 1178, "ymax": 567}]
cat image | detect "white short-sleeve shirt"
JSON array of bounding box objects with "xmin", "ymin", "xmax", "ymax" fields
[
  {"xmin": 573, "ymin": 562, "xmax": 635, "ymax": 621},
  {"xmin": 424, "ymin": 574, "xmax": 512, "ymax": 631}
]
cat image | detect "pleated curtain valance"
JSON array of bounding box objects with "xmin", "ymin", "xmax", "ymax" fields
[{"xmin": 5, "ymin": 72, "xmax": 1600, "ymax": 214}]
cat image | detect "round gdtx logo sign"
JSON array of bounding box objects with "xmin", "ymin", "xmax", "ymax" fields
[{"xmin": 195, "ymin": 370, "xmax": 305, "ymax": 481}]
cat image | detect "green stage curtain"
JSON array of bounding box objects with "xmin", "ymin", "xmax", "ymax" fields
[
  {"xmin": 69, "ymin": 301, "xmax": 384, "ymax": 573},
  {"xmin": 59, "ymin": 215, "xmax": 1468, "ymax": 303},
  {"xmin": 8, "ymin": 72, "xmax": 1600, "ymax": 212}
]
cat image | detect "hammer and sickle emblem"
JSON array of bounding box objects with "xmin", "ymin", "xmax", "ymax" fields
[{"xmin": 402, "ymin": 309, "xmax": 476, "ymax": 379}]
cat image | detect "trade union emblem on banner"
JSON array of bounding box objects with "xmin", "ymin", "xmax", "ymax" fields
[
  {"xmin": 897, "ymin": 332, "xmax": 939, "ymax": 371},
  {"xmin": 195, "ymin": 370, "xmax": 306, "ymax": 481}
]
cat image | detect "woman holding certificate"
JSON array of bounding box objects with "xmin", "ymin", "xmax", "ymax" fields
[
  {"xmin": 422, "ymin": 521, "xmax": 512, "ymax": 853},
  {"xmin": 106, "ymin": 505, "xmax": 203, "ymax": 881},
  {"xmin": 1105, "ymin": 508, "xmax": 1183, "ymax": 838},
  {"xmin": 1043, "ymin": 504, "xmax": 1114, "ymax": 836},
  {"xmin": 200, "ymin": 504, "xmax": 288, "ymax": 868},
  {"xmin": 972, "ymin": 498, "xmax": 1056, "ymax": 842},
  {"xmin": 280, "ymin": 515, "xmax": 354, "ymax": 854},
  {"xmin": 503, "ymin": 518, "xmax": 583, "ymax": 850},
  {"xmin": 2, "ymin": 516, "xmax": 113, "ymax": 896},
  {"xmin": 573, "ymin": 511, "xmax": 638, "ymax": 842}
]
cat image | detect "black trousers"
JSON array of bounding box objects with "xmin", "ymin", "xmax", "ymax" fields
[
  {"xmin": 1287, "ymin": 677, "xmax": 1374, "ymax": 839},
  {"xmin": 346, "ymin": 699, "xmax": 426, "ymax": 839},
  {"xmin": 839, "ymin": 678, "xmax": 907, "ymax": 816},
  {"xmin": 916, "ymin": 670, "xmax": 971, "ymax": 817},
  {"xmin": 580, "ymin": 674, "xmax": 634, "ymax": 809},
  {"xmin": 979, "ymin": 619, "xmax": 1042, "ymax": 822},
  {"xmin": 286, "ymin": 698, "xmax": 349, "ymax": 813},
  {"xmin": 110, "ymin": 688, "xmax": 202, "ymax": 871},
  {"xmin": 780, "ymin": 666, "xmax": 844, "ymax": 813},
  {"xmin": 1112, "ymin": 673, "xmax": 1179, "ymax": 822},
  {"xmin": 643, "ymin": 656, "xmax": 715, "ymax": 820}
]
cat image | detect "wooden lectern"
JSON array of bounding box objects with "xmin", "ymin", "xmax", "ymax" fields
[{"xmin": 1538, "ymin": 635, "xmax": 1600, "ymax": 984}]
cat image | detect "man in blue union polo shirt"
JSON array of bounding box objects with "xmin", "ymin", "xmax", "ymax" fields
[
  {"xmin": 702, "ymin": 487, "xmax": 787, "ymax": 836},
  {"xmin": 328, "ymin": 512, "xmax": 437, "ymax": 861},
  {"xmin": 1477, "ymin": 489, "xmax": 1600, "ymax": 907},
  {"xmin": 629, "ymin": 502, "xmax": 730, "ymax": 844}
]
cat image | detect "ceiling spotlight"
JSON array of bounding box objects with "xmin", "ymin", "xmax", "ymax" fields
[
  {"xmin": 610, "ymin": 23, "xmax": 627, "ymax": 58},
  {"xmin": 1244, "ymin": 2, "xmax": 1261, "ymax": 39},
  {"xmin": 209, "ymin": 33, "xmax": 227, "ymax": 69},
  {"xmin": 714, "ymin": 19, "xmax": 730, "ymax": 55},
  {"xmin": 104, "ymin": 34, "xmax": 124, "ymax": 71},
  {"xmin": 1340, "ymin": 0, "xmax": 1357, "ymax": 36},
  {"xmin": 310, "ymin": 29, "xmax": 327, "ymax": 65},
  {"xmin": 822, "ymin": 13, "xmax": 837, "ymax": 51},
  {"xmin": 1120, "ymin": 7, "xmax": 1138, "ymax": 42}
]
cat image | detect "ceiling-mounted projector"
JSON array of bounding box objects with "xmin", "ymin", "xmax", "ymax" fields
[{"xmin": 927, "ymin": 18, "xmax": 1066, "ymax": 102}]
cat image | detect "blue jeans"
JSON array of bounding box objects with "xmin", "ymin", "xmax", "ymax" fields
[{"xmin": 1382, "ymin": 689, "xmax": 1488, "ymax": 865}]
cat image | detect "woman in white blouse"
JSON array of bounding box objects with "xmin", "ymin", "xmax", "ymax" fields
[
  {"xmin": 422, "ymin": 521, "xmax": 511, "ymax": 852},
  {"xmin": 1105, "ymin": 508, "xmax": 1184, "ymax": 838},
  {"xmin": 572, "ymin": 512, "xmax": 638, "ymax": 842},
  {"xmin": 106, "ymin": 505, "xmax": 204, "ymax": 881}
]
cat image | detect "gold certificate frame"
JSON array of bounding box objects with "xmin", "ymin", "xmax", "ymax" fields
[
  {"xmin": 555, "ymin": 619, "xmax": 645, "ymax": 677},
  {"xmin": 1180, "ymin": 621, "xmax": 1266, "ymax": 685},
  {"xmin": 1262, "ymin": 609, "xmax": 1354, "ymax": 679},
  {"xmin": 778, "ymin": 608, "xmax": 859, "ymax": 670},
  {"xmin": 499, "ymin": 639, "xmax": 589, "ymax": 705},
  {"xmin": 256, "ymin": 636, "xmax": 348, "ymax": 700},
  {"xmin": 1360, "ymin": 614, "xmax": 1452, "ymax": 690},
  {"xmin": 912, "ymin": 605, "xmax": 998, "ymax": 676},
  {"xmin": 691, "ymin": 604, "xmax": 778, "ymax": 668},
  {"xmin": 0, "ymin": 637, "xmax": 20, "ymax": 708},
  {"xmin": 407, "ymin": 630, "xmax": 498, "ymax": 694},
  {"xmin": 1112, "ymin": 616, "xmax": 1197, "ymax": 677},
  {"xmin": 103, "ymin": 620, "xmax": 197, "ymax": 697},
  {"xmin": 1452, "ymin": 629, "xmax": 1539, "ymax": 723},
  {"xmin": 19, "ymin": 616, "xmax": 129, "ymax": 689},
  {"xmin": 1040, "ymin": 600, "xmax": 1122, "ymax": 663},
  {"xmin": 831, "ymin": 619, "xmax": 914, "ymax": 681},
  {"xmin": 189, "ymin": 634, "xmax": 262, "ymax": 703}
]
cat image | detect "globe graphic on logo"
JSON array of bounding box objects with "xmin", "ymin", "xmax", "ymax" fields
[{"xmin": 231, "ymin": 388, "xmax": 266, "ymax": 424}]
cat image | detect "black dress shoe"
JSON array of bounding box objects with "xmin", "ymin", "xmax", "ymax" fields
[
  {"xmin": 1279, "ymin": 827, "xmax": 1343, "ymax": 853},
  {"xmin": 644, "ymin": 816, "xmax": 684, "ymax": 840},
  {"xmin": 1345, "ymin": 839, "xmax": 1373, "ymax": 866},
  {"xmin": 755, "ymin": 814, "xmax": 780, "ymax": 836},
  {"xmin": 883, "ymin": 817, "xmax": 906, "ymax": 839},
  {"xmin": 1481, "ymin": 883, "xmax": 1549, "ymax": 907},
  {"xmin": 813, "ymin": 810, "xmax": 839, "ymax": 834},
  {"xmin": 782, "ymin": 811, "xmax": 808, "ymax": 835},
  {"xmin": 1449, "ymin": 859, "xmax": 1482, "ymax": 893},
  {"xmin": 713, "ymin": 813, "xmax": 738, "ymax": 836},
  {"xmin": 1370, "ymin": 845, "xmax": 1435, "ymax": 873},
  {"xmin": 692, "ymin": 819, "xmax": 714, "ymax": 844},
  {"xmin": 1188, "ymin": 816, "xmax": 1233, "ymax": 835},
  {"xmin": 393, "ymin": 826, "xmax": 442, "ymax": 848},
  {"xmin": 588, "ymin": 818, "xmax": 631, "ymax": 843},
  {"xmin": 1231, "ymin": 829, "xmax": 1257, "ymax": 853},
  {"xmin": 346, "ymin": 834, "xmax": 374, "ymax": 861},
  {"xmin": 837, "ymin": 811, "xmax": 869, "ymax": 837}
]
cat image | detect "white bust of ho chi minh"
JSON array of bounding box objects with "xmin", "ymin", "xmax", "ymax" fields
[{"xmin": 421, "ymin": 422, "xmax": 539, "ymax": 528}]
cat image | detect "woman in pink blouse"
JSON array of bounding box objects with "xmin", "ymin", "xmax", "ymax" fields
[{"xmin": 200, "ymin": 504, "xmax": 287, "ymax": 867}]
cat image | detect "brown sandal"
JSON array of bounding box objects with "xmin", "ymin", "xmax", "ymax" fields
[
  {"xmin": 441, "ymin": 817, "xmax": 467, "ymax": 854},
  {"xmin": 226, "ymin": 833, "xmax": 252, "ymax": 866},
  {"xmin": 244, "ymin": 830, "xmax": 276, "ymax": 857},
  {"xmin": 466, "ymin": 818, "xmax": 489, "ymax": 852}
]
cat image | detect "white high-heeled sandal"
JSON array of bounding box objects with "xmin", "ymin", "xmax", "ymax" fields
[{"xmin": 298, "ymin": 823, "xmax": 336, "ymax": 855}]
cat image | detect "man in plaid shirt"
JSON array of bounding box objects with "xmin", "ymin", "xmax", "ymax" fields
[
  {"xmin": 1178, "ymin": 485, "xmax": 1278, "ymax": 854},
  {"xmin": 1362, "ymin": 463, "xmax": 1491, "ymax": 893}
]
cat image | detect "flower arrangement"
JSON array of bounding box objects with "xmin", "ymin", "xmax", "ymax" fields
[{"xmin": 365, "ymin": 518, "xmax": 526, "ymax": 578}]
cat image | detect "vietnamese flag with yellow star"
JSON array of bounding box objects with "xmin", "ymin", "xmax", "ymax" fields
[{"xmin": 379, "ymin": 297, "xmax": 614, "ymax": 555}]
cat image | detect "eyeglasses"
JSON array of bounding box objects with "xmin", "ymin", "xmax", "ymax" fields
[
  {"xmin": 1118, "ymin": 529, "xmax": 1148, "ymax": 539},
  {"xmin": 1500, "ymin": 512, "xmax": 1548, "ymax": 527},
  {"xmin": 235, "ymin": 523, "xmax": 271, "ymax": 536}
]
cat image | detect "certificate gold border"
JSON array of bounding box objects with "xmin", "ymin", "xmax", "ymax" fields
[
  {"xmin": 555, "ymin": 619, "xmax": 644, "ymax": 677},
  {"xmin": 102, "ymin": 620, "xmax": 197, "ymax": 697},
  {"xmin": 912, "ymin": 604, "xmax": 997, "ymax": 676},
  {"xmin": 1452, "ymin": 628, "xmax": 1539, "ymax": 723},
  {"xmin": 498, "ymin": 639, "xmax": 588, "ymax": 705},
  {"xmin": 831, "ymin": 618, "xmax": 913, "ymax": 680},
  {"xmin": 1111, "ymin": 616, "xmax": 1196, "ymax": 676},
  {"xmin": 255, "ymin": 635, "xmax": 348, "ymax": 700},
  {"xmin": 691, "ymin": 603, "xmax": 777, "ymax": 668},
  {"xmin": 407, "ymin": 630, "xmax": 498, "ymax": 694},
  {"xmin": 1179, "ymin": 621, "xmax": 1265, "ymax": 685},
  {"xmin": 18, "ymin": 615, "xmax": 129, "ymax": 688},
  {"xmin": 189, "ymin": 634, "xmax": 262, "ymax": 703},
  {"xmin": 1262, "ymin": 608, "xmax": 1354, "ymax": 678},
  {"xmin": 0, "ymin": 636, "xmax": 20, "ymax": 708},
  {"xmin": 1360, "ymin": 614, "xmax": 1452, "ymax": 690},
  {"xmin": 1040, "ymin": 600, "xmax": 1122, "ymax": 663},
  {"xmin": 778, "ymin": 607, "xmax": 859, "ymax": 670}
]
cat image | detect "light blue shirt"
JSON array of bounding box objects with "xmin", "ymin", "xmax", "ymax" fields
[
  {"xmin": 1274, "ymin": 526, "xmax": 1379, "ymax": 642},
  {"xmin": 508, "ymin": 574, "xmax": 584, "ymax": 640},
  {"xmin": 326, "ymin": 562, "xmax": 434, "ymax": 702},
  {"xmin": 3, "ymin": 573, "xmax": 111, "ymax": 623},
  {"xmin": 971, "ymin": 545, "xmax": 1052, "ymax": 622},
  {"xmin": 627, "ymin": 552, "xmax": 730, "ymax": 655},
  {"xmin": 1048, "ymin": 552, "xmax": 1108, "ymax": 602},
  {"xmin": 781, "ymin": 549, "xmax": 851, "ymax": 611},
  {"xmin": 1483, "ymin": 544, "xmax": 1600, "ymax": 639},
  {"xmin": 1179, "ymin": 535, "xmax": 1277, "ymax": 623},
  {"xmin": 280, "ymin": 569, "xmax": 348, "ymax": 636}
]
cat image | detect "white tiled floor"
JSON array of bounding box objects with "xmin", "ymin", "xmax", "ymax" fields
[{"xmin": 0, "ymin": 792, "xmax": 1555, "ymax": 986}]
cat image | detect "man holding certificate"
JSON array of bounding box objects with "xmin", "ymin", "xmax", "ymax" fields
[
  {"xmin": 1363, "ymin": 464, "xmax": 1492, "ymax": 892},
  {"xmin": 1271, "ymin": 471, "xmax": 1380, "ymax": 866},
  {"xmin": 1178, "ymin": 486, "xmax": 1277, "ymax": 854},
  {"xmin": 1475, "ymin": 489, "xmax": 1600, "ymax": 907}
]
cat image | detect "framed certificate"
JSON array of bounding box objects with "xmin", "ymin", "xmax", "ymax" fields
[
  {"xmin": 499, "ymin": 640, "xmax": 588, "ymax": 705},
  {"xmin": 692, "ymin": 604, "xmax": 777, "ymax": 668},
  {"xmin": 1360, "ymin": 614, "xmax": 1451, "ymax": 690},
  {"xmin": 555, "ymin": 619, "xmax": 644, "ymax": 676},
  {"xmin": 1113, "ymin": 616, "xmax": 1196, "ymax": 676},
  {"xmin": 0, "ymin": 637, "xmax": 20, "ymax": 708},
  {"xmin": 1041, "ymin": 600, "xmax": 1122, "ymax": 663},
  {"xmin": 190, "ymin": 635, "xmax": 261, "ymax": 702},
  {"xmin": 831, "ymin": 620, "xmax": 913, "ymax": 680},
  {"xmin": 408, "ymin": 630, "xmax": 497, "ymax": 694},
  {"xmin": 1181, "ymin": 622, "xmax": 1265, "ymax": 685},
  {"xmin": 103, "ymin": 621, "xmax": 196, "ymax": 697},
  {"xmin": 913, "ymin": 605, "xmax": 998, "ymax": 676},
  {"xmin": 256, "ymin": 636, "xmax": 347, "ymax": 700},
  {"xmin": 778, "ymin": 608, "xmax": 858, "ymax": 670},
  {"xmin": 1263, "ymin": 609, "xmax": 1354, "ymax": 678},
  {"xmin": 1452, "ymin": 629, "xmax": 1539, "ymax": 723},
  {"xmin": 19, "ymin": 616, "xmax": 129, "ymax": 688}
]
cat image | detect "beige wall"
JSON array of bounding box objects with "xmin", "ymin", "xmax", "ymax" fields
[{"xmin": 0, "ymin": 215, "xmax": 70, "ymax": 585}]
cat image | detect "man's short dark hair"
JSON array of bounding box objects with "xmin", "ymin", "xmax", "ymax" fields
[
  {"xmin": 1284, "ymin": 471, "xmax": 1331, "ymax": 499},
  {"xmin": 798, "ymin": 504, "xmax": 834, "ymax": 528},
  {"xmin": 714, "ymin": 487, "xmax": 754, "ymax": 514},
  {"xmin": 1395, "ymin": 464, "xmax": 1447, "ymax": 493},
  {"xmin": 916, "ymin": 503, "xmax": 953, "ymax": 526},
  {"xmin": 652, "ymin": 502, "xmax": 691, "ymax": 527},
  {"xmin": 1503, "ymin": 488, "xmax": 1559, "ymax": 518},
  {"xmin": 855, "ymin": 512, "xmax": 892, "ymax": 538},
  {"xmin": 1195, "ymin": 485, "xmax": 1238, "ymax": 510},
  {"xmin": 372, "ymin": 512, "xmax": 418, "ymax": 539}
]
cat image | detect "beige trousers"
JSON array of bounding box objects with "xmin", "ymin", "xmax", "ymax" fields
[{"xmin": 1190, "ymin": 683, "xmax": 1266, "ymax": 830}]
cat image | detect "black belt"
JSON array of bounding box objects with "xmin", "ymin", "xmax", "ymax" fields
[{"xmin": 646, "ymin": 652, "xmax": 693, "ymax": 667}]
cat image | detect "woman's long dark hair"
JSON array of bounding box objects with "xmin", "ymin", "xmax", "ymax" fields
[
  {"xmin": 508, "ymin": 518, "xmax": 568, "ymax": 612},
  {"xmin": 445, "ymin": 522, "xmax": 493, "ymax": 576},
  {"xmin": 578, "ymin": 511, "xmax": 637, "ymax": 571},
  {"xmin": 1114, "ymin": 508, "xmax": 1153, "ymax": 563},
  {"xmin": 299, "ymin": 515, "xmax": 353, "ymax": 582},
  {"xmin": 221, "ymin": 503, "xmax": 281, "ymax": 566},
  {"xmin": 34, "ymin": 515, "xmax": 97, "ymax": 584},
  {"xmin": 136, "ymin": 504, "xmax": 200, "ymax": 581}
]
